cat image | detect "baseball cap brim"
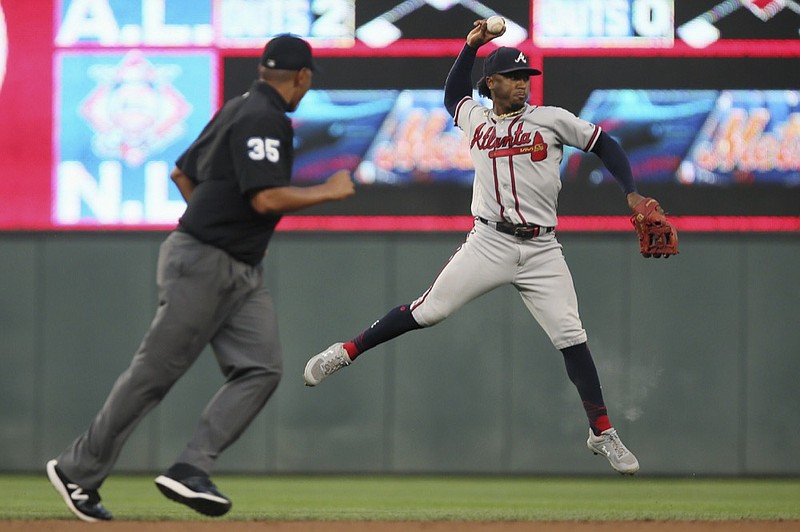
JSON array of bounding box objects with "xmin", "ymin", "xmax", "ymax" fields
[{"xmin": 493, "ymin": 66, "xmax": 542, "ymax": 76}]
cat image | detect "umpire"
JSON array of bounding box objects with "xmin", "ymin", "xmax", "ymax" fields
[{"xmin": 47, "ymin": 34, "xmax": 355, "ymax": 522}]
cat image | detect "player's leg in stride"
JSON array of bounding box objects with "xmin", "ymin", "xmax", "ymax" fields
[
  {"xmin": 304, "ymin": 304, "xmax": 424, "ymax": 386},
  {"xmin": 560, "ymin": 343, "xmax": 639, "ymax": 475}
]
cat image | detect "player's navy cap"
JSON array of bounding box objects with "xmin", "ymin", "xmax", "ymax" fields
[
  {"xmin": 477, "ymin": 47, "xmax": 541, "ymax": 97},
  {"xmin": 260, "ymin": 34, "xmax": 319, "ymax": 72},
  {"xmin": 482, "ymin": 47, "xmax": 542, "ymax": 78}
]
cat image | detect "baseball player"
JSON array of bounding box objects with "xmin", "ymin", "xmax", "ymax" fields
[
  {"xmin": 46, "ymin": 34, "xmax": 355, "ymax": 522},
  {"xmin": 305, "ymin": 20, "xmax": 677, "ymax": 475}
]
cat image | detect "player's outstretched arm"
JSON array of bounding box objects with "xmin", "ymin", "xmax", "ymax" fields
[
  {"xmin": 249, "ymin": 170, "xmax": 355, "ymax": 215},
  {"xmin": 591, "ymin": 132, "xmax": 637, "ymax": 195},
  {"xmin": 590, "ymin": 133, "xmax": 676, "ymax": 257}
]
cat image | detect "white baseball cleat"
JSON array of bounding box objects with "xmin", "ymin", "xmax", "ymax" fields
[
  {"xmin": 587, "ymin": 428, "xmax": 640, "ymax": 475},
  {"xmin": 304, "ymin": 343, "xmax": 351, "ymax": 386}
]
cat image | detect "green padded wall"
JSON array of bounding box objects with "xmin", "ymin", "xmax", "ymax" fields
[{"xmin": 1, "ymin": 231, "xmax": 798, "ymax": 475}]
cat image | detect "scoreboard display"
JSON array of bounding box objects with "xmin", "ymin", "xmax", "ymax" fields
[
  {"xmin": 0, "ymin": 0, "xmax": 798, "ymax": 231},
  {"xmin": 534, "ymin": 0, "xmax": 676, "ymax": 48}
]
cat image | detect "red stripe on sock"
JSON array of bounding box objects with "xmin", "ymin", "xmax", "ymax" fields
[
  {"xmin": 343, "ymin": 342, "xmax": 359, "ymax": 360},
  {"xmin": 594, "ymin": 414, "xmax": 612, "ymax": 434}
]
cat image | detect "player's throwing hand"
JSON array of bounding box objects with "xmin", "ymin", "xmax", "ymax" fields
[{"xmin": 466, "ymin": 18, "xmax": 506, "ymax": 48}]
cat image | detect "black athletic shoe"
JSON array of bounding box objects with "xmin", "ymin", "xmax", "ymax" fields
[
  {"xmin": 46, "ymin": 459, "xmax": 113, "ymax": 522},
  {"xmin": 154, "ymin": 463, "xmax": 232, "ymax": 517}
]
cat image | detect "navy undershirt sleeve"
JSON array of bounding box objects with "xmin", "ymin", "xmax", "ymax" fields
[
  {"xmin": 444, "ymin": 44, "xmax": 478, "ymax": 117},
  {"xmin": 591, "ymin": 131, "xmax": 637, "ymax": 194}
]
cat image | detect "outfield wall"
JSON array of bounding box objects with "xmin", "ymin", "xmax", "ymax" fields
[{"xmin": 1, "ymin": 231, "xmax": 798, "ymax": 476}]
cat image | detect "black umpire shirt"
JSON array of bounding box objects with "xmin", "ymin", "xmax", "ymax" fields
[{"xmin": 176, "ymin": 80, "xmax": 294, "ymax": 266}]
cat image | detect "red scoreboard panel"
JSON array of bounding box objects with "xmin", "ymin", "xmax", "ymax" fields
[{"xmin": 0, "ymin": 0, "xmax": 797, "ymax": 232}]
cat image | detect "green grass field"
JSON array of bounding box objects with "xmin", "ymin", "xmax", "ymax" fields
[{"xmin": 2, "ymin": 475, "xmax": 799, "ymax": 521}]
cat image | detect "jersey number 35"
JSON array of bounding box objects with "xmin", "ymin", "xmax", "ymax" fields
[{"xmin": 247, "ymin": 137, "xmax": 281, "ymax": 162}]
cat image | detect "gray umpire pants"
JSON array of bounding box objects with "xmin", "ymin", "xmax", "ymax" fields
[{"xmin": 56, "ymin": 230, "xmax": 283, "ymax": 489}]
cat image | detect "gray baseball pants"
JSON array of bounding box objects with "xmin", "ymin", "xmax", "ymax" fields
[
  {"xmin": 56, "ymin": 230, "xmax": 283, "ymax": 489},
  {"xmin": 410, "ymin": 221, "xmax": 587, "ymax": 350}
]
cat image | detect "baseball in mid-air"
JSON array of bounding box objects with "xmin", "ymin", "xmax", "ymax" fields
[{"xmin": 486, "ymin": 15, "xmax": 505, "ymax": 34}]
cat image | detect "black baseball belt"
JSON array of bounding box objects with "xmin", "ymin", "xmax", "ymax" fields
[{"xmin": 477, "ymin": 217, "xmax": 555, "ymax": 240}]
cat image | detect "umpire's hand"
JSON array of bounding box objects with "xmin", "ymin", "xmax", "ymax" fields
[{"xmin": 324, "ymin": 170, "xmax": 356, "ymax": 201}]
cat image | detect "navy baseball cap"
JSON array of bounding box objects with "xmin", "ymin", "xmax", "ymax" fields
[
  {"xmin": 483, "ymin": 47, "xmax": 542, "ymax": 78},
  {"xmin": 260, "ymin": 34, "xmax": 319, "ymax": 72},
  {"xmin": 477, "ymin": 47, "xmax": 541, "ymax": 97}
]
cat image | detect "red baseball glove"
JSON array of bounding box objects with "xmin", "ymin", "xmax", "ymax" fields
[{"xmin": 630, "ymin": 198, "xmax": 678, "ymax": 258}]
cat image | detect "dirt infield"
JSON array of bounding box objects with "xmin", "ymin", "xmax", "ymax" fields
[{"xmin": 6, "ymin": 521, "xmax": 800, "ymax": 531}]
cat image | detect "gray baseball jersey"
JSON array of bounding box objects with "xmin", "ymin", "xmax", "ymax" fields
[
  {"xmin": 409, "ymin": 97, "xmax": 599, "ymax": 349},
  {"xmin": 454, "ymin": 98, "xmax": 601, "ymax": 227}
]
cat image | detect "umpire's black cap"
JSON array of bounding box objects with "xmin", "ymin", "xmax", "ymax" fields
[
  {"xmin": 477, "ymin": 47, "xmax": 541, "ymax": 97},
  {"xmin": 260, "ymin": 34, "xmax": 320, "ymax": 72}
]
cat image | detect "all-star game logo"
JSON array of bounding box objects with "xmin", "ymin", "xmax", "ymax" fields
[
  {"xmin": 0, "ymin": 2, "xmax": 7, "ymax": 95},
  {"xmin": 80, "ymin": 51, "xmax": 191, "ymax": 167}
]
